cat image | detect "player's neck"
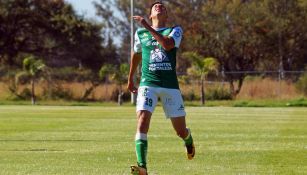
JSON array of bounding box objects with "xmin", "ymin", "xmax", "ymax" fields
[{"xmin": 151, "ymin": 20, "xmax": 166, "ymax": 29}]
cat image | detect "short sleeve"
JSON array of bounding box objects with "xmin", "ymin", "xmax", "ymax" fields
[
  {"xmin": 169, "ymin": 26, "xmax": 183, "ymax": 48},
  {"xmin": 134, "ymin": 31, "xmax": 142, "ymax": 53}
]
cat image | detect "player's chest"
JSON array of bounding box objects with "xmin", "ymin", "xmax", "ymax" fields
[{"xmin": 140, "ymin": 35, "xmax": 159, "ymax": 48}]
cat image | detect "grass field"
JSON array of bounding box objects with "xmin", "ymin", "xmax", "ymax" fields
[{"xmin": 0, "ymin": 106, "xmax": 306, "ymax": 175}]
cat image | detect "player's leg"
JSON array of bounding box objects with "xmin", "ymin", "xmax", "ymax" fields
[
  {"xmin": 170, "ymin": 117, "xmax": 195, "ymax": 160},
  {"xmin": 161, "ymin": 88, "xmax": 195, "ymax": 159},
  {"xmin": 135, "ymin": 110, "xmax": 152, "ymax": 170},
  {"xmin": 131, "ymin": 86, "xmax": 158, "ymax": 174},
  {"xmin": 131, "ymin": 110, "xmax": 151, "ymax": 175}
]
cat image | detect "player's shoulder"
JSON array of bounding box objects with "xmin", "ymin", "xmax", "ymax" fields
[
  {"xmin": 169, "ymin": 25, "xmax": 183, "ymax": 38},
  {"xmin": 171, "ymin": 25, "xmax": 183, "ymax": 32}
]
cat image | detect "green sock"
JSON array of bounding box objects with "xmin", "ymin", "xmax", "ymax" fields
[
  {"xmin": 135, "ymin": 139, "xmax": 148, "ymax": 169},
  {"xmin": 183, "ymin": 129, "xmax": 193, "ymax": 145}
]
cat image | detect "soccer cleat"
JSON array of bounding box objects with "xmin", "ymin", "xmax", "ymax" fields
[
  {"xmin": 186, "ymin": 143, "xmax": 195, "ymax": 160},
  {"xmin": 130, "ymin": 165, "xmax": 148, "ymax": 175}
]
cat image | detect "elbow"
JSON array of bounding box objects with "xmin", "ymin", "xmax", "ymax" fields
[
  {"xmin": 162, "ymin": 44, "xmax": 174, "ymax": 51},
  {"xmin": 162, "ymin": 39, "xmax": 175, "ymax": 51}
]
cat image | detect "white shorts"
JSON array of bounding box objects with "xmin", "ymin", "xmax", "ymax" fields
[{"xmin": 136, "ymin": 86, "xmax": 186, "ymax": 118}]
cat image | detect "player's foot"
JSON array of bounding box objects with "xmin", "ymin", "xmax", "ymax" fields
[
  {"xmin": 186, "ymin": 143, "xmax": 195, "ymax": 160},
  {"xmin": 130, "ymin": 165, "xmax": 148, "ymax": 175}
]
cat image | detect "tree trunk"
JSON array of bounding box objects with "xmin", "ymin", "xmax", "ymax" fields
[
  {"xmin": 81, "ymin": 82, "xmax": 99, "ymax": 101},
  {"xmin": 235, "ymin": 78, "xmax": 244, "ymax": 95},
  {"xmin": 31, "ymin": 78, "xmax": 36, "ymax": 105},
  {"xmin": 229, "ymin": 78, "xmax": 244, "ymax": 97},
  {"xmin": 118, "ymin": 83, "xmax": 123, "ymax": 106},
  {"xmin": 229, "ymin": 79, "xmax": 235, "ymax": 97},
  {"xmin": 201, "ymin": 77, "xmax": 205, "ymax": 105}
]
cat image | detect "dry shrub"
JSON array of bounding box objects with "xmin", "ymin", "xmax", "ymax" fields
[
  {"xmin": 58, "ymin": 81, "xmax": 119, "ymax": 101},
  {"xmin": 0, "ymin": 77, "xmax": 302, "ymax": 101},
  {"xmin": 179, "ymin": 77, "xmax": 301, "ymax": 100},
  {"xmin": 0, "ymin": 82, "xmax": 9, "ymax": 99},
  {"xmin": 237, "ymin": 78, "xmax": 301, "ymax": 100},
  {"xmin": 180, "ymin": 81, "xmax": 230, "ymax": 100}
]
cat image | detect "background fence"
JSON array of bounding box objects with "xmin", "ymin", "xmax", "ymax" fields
[
  {"xmin": 178, "ymin": 70, "xmax": 306, "ymax": 101},
  {"xmin": 0, "ymin": 70, "xmax": 306, "ymax": 102}
]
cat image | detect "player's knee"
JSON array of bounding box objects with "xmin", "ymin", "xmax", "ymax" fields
[
  {"xmin": 138, "ymin": 121, "xmax": 149, "ymax": 133},
  {"xmin": 176, "ymin": 129, "xmax": 187, "ymax": 139},
  {"xmin": 137, "ymin": 112, "xmax": 151, "ymax": 133}
]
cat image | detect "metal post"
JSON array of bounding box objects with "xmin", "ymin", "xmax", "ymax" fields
[{"xmin": 130, "ymin": 0, "xmax": 137, "ymax": 104}]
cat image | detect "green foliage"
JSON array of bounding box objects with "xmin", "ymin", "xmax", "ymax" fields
[
  {"xmin": 99, "ymin": 63, "xmax": 129, "ymax": 85},
  {"xmin": 183, "ymin": 52, "xmax": 219, "ymax": 79},
  {"xmin": 286, "ymin": 98, "xmax": 307, "ymax": 107},
  {"xmin": 99, "ymin": 64, "xmax": 115, "ymax": 80},
  {"xmin": 0, "ymin": 0, "xmax": 110, "ymax": 71},
  {"xmin": 99, "ymin": 63, "xmax": 129, "ymax": 105},
  {"xmin": 23, "ymin": 56, "xmax": 45, "ymax": 76},
  {"xmin": 295, "ymin": 73, "xmax": 307, "ymax": 95}
]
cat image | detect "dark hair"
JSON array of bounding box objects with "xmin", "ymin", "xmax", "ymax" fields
[{"xmin": 149, "ymin": 1, "xmax": 164, "ymax": 16}]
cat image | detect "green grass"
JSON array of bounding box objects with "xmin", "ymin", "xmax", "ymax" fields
[
  {"xmin": 1, "ymin": 98, "xmax": 306, "ymax": 107},
  {"xmin": 0, "ymin": 106, "xmax": 306, "ymax": 175}
]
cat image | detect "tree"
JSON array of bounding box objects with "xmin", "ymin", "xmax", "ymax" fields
[
  {"xmin": 22, "ymin": 55, "xmax": 46, "ymax": 105},
  {"xmin": 183, "ymin": 52, "xmax": 219, "ymax": 105},
  {"xmin": 99, "ymin": 63, "xmax": 129, "ymax": 105},
  {"xmin": 0, "ymin": 0, "xmax": 109, "ymax": 70},
  {"xmin": 99, "ymin": 0, "xmax": 307, "ymax": 96},
  {"xmin": 0, "ymin": 0, "xmax": 119, "ymax": 102},
  {"xmin": 197, "ymin": 1, "xmax": 267, "ymax": 96}
]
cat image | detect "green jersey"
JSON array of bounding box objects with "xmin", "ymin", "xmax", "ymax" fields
[{"xmin": 134, "ymin": 26, "xmax": 183, "ymax": 89}]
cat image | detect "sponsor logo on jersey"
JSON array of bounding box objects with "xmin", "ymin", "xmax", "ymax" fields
[
  {"xmin": 149, "ymin": 63, "xmax": 172, "ymax": 71},
  {"xmin": 146, "ymin": 40, "xmax": 159, "ymax": 46},
  {"xmin": 150, "ymin": 48, "xmax": 168, "ymax": 63},
  {"xmin": 141, "ymin": 38, "xmax": 149, "ymax": 43},
  {"xmin": 149, "ymin": 48, "xmax": 172, "ymax": 71}
]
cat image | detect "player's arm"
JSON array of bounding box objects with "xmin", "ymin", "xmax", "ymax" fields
[
  {"xmin": 127, "ymin": 52, "xmax": 141, "ymax": 93},
  {"xmin": 133, "ymin": 16, "xmax": 174, "ymax": 51},
  {"xmin": 128, "ymin": 28, "xmax": 143, "ymax": 93}
]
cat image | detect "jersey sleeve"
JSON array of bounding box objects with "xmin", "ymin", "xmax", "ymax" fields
[
  {"xmin": 133, "ymin": 30, "xmax": 142, "ymax": 53},
  {"xmin": 169, "ymin": 26, "xmax": 183, "ymax": 48}
]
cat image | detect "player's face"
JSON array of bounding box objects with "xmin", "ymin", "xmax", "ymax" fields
[{"xmin": 150, "ymin": 3, "xmax": 167, "ymax": 20}]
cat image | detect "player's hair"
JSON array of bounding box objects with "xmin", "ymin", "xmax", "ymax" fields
[{"xmin": 149, "ymin": 1, "xmax": 166, "ymax": 16}]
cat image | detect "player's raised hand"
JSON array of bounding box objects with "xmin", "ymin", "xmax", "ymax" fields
[{"xmin": 132, "ymin": 16, "xmax": 148, "ymax": 27}]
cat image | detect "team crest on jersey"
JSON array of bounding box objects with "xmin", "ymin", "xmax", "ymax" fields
[
  {"xmin": 150, "ymin": 48, "xmax": 169, "ymax": 63},
  {"xmin": 149, "ymin": 48, "xmax": 172, "ymax": 71}
]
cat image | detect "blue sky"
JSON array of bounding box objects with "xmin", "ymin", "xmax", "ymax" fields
[
  {"xmin": 64, "ymin": 0, "xmax": 123, "ymax": 45},
  {"xmin": 65, "ymin": 0, "xmax": 99, "ymax": 19}
]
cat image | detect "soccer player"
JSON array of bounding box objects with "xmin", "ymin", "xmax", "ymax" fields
[{"xmin": 128, "ymin": 1, "xmax": 195, "ymax": 175}]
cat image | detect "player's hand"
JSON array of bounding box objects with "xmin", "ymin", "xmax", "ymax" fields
[
  {"xmin": 127, "ymin": 81, "xmax": 138, "ymax": 93},
  {"xmin": 133, "ymin": 16, "xmax": 148, "ymax": 26}
]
